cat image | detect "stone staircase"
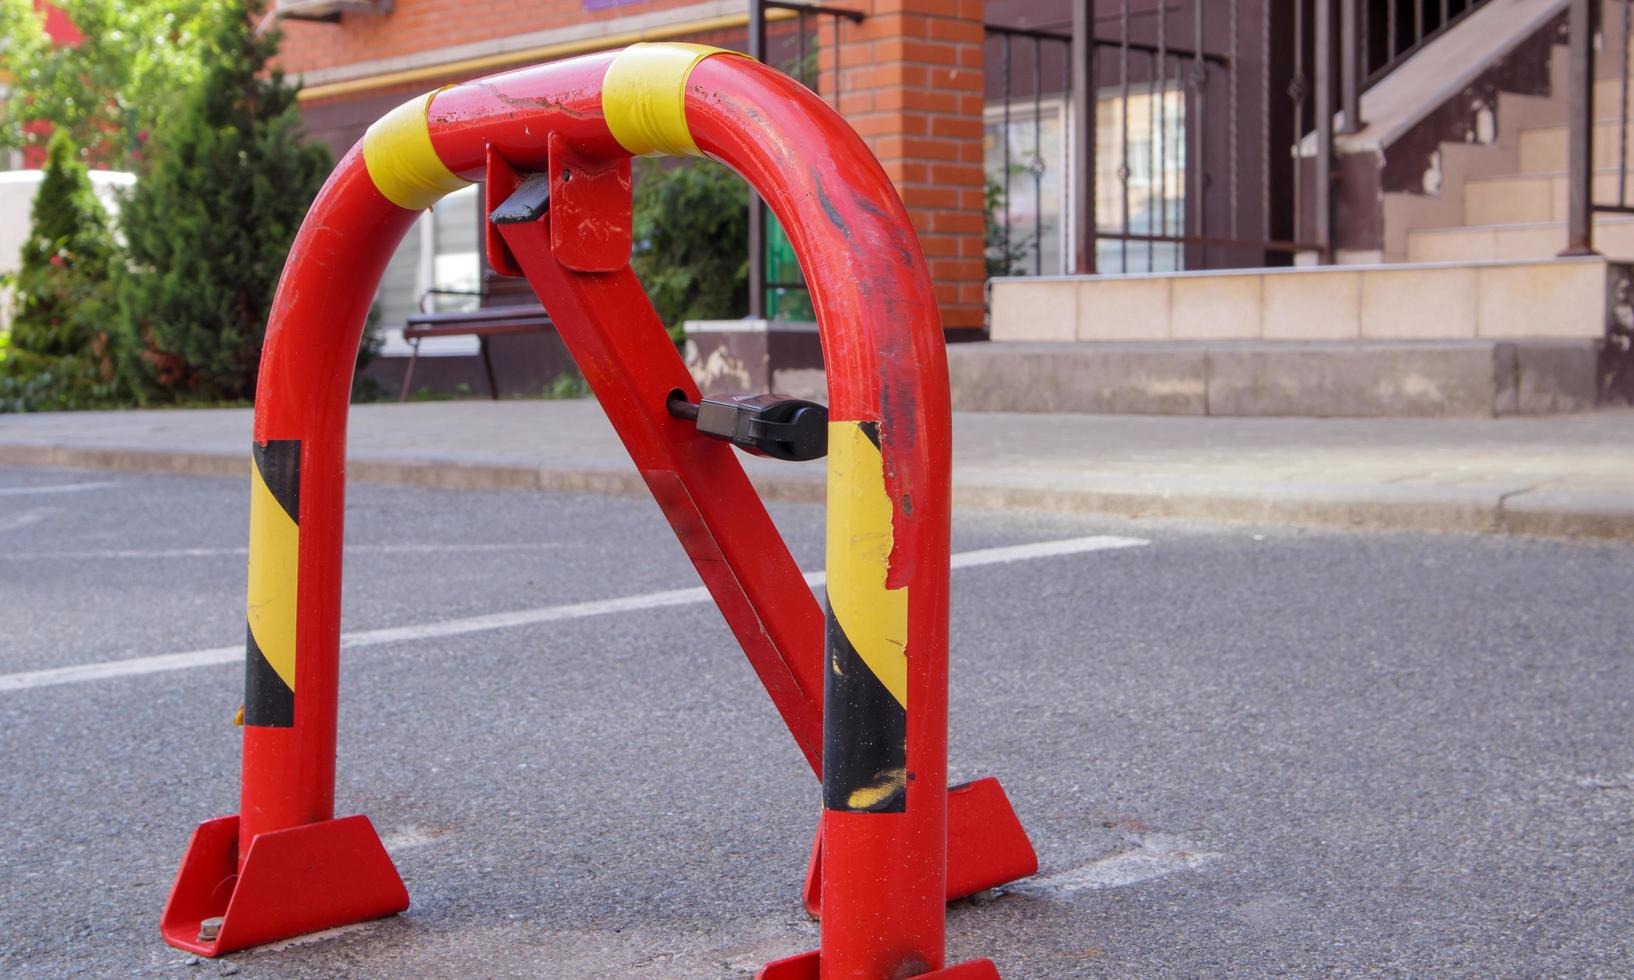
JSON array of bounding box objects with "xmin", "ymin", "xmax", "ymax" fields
[
  {"xmin": 1400, "ymin": 16, "xmax": 1634, "ymax": 262},
  {"xmin": 982, "ymin": 0, "xmax": 1633, "ymax": 417}
]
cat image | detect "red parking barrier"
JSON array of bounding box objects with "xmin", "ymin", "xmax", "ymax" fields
[{"xmin": 161, "ymin": 43, "xmax": 1036, "ymax": 975}]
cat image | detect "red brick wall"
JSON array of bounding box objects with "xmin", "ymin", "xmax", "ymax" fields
[
  {"xmin": 822, "ymin": 0, "xmax": 986, "ymax": 330},
  {"xmin": 273, "ymin": 0, "xmax": 704, "ymax": 77}
]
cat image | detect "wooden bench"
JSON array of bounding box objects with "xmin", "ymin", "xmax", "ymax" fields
[{"xmin": 398, "ymin": 303, "xmax": 554, "ymax": 401}]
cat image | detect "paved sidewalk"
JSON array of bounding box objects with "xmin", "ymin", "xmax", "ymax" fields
[{"xmin": 1, "ymin": 400, "xmax": 1630, "ymax": 538}]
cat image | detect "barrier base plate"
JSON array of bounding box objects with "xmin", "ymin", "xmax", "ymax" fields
[
  {"xmin": 160, "ymin": 813, "xmax": 409, "ymax": 957},
  {"xmin": 802, "ymin": 777, "xmax": 1038, "ymax": 917},
  {"xmin": 758, "ymin": 951, "xmax": 1002, "ymax": 979}
]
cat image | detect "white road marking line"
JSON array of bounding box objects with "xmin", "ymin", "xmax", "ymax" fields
[
  {"xmin": 949, "ymin": 535, "xmax": 1148, "ymax": 569},
  {"xmin": 0, "ymin": 481, "xmax": 119, "ymax": 497},
  {"xmin": 0, "ymin": 542, "xmax": 564, "ymax": 560},
  {"xmin": 0, "ymin": 507, "xmax": 57, "ymax": 532},
  {"xmin": 0, "ymin": 534, "xmax": 1148, "ymax": 694},
  {"xmin": 1009, "ymin": 833, "xmax": 1217, "ymax": 898}
]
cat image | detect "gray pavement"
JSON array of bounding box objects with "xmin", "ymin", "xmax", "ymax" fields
[
  {"xmin": 1, "ymin": 400, "xmax": 1632, "ymax": 539},
  {"xmin": 2, "ymin": 465, "xmax": 1633, "ymax": 977}
]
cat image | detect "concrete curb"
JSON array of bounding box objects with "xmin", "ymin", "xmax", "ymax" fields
[{"xmin": 3, "ymin": 442, "xmax": 1630, "ymax": 542}]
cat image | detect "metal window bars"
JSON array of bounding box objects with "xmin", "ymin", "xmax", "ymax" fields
[
  {"xmin": 1564, "ymin": 0, "xmax": 1634, "ymax": 256},
  {"xmin": 988, "ymin": 1, "xmax": 1496, "ymax": 277},
  {"xmin": 747, "ymin": 1, "xmax": 865, "ymax": 319}
]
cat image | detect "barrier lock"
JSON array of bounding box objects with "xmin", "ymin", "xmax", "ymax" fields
[
  {"xmin": 162, "ymin": 41, "xmax": 1039, "ymax": 977},
  {"xmin": 667, "ymin": 391, "xmax": 828, "ymax": 460}
]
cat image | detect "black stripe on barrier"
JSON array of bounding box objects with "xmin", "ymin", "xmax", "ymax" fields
[
  {"xmin": 253, "ymin": 439, "xmax": 301, "ymax": 522},
  {"xmin": 244, "ymin": 438, "xmax": 300, "ymax": 729},
  {"xmin": 822, "ymin": 595, "xmax": 907, "ymax": 813},
  {"xmin": 244, "ymin": 624, "xmax": 295, "ymax": 728}
]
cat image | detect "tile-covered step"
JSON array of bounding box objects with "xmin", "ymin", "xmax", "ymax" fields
[
  {"xmin": 1462, "ymin": 170, "xmax": 1634, "ymax": 225},
  {"xmin": 991, "ymin": 257, "xmax": 1613, "ymax": 344},
  {"xmin": 1405, "ymin": 215, "xmax": 1634, "ymax": 261},
  {"xmin": 1517, "ymin": 119, "xmax": 1634, "ymax": 172}
]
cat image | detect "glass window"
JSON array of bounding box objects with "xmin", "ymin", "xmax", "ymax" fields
[
  {"xmin": 429, "ymin": 184, "xmax": 481, "ymax": 313},
  {"xmin": 374, "ymin": 219, "xmax": 422, "ymax": 352},
  {"xmin": 375, "ymin": 184, "xmax": 482, "ymax": 357},
  {"xmin": 983, "ymin": 84, "xmax": 1186, "ymax": 278},
  {"xmin": 1096, "ymin": 83, "xmax": 1186, "ymax": 274},
  {"xmin": 984, "ymin": 95, "xmax": 1068, "ymax": 277}
]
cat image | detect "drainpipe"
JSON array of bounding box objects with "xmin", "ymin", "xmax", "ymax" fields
[
  {"xmin": 1339, "ymin": 0, "xmax": 1362, "ymax": 134},
  {"xmin": 748, "ymin": 0, "xmax": 768, "ymax": 313},
  {"xmin": 1072, "ymin": 0, "xmax": 1097, "ymax": 274},
  {"xmin": 1562, "ymin": 0, "xmax": 1599, "ymax": 256},
  {"xmin": 1315, "ymin": 0, "xmax": 1334, "ymax": 262}
]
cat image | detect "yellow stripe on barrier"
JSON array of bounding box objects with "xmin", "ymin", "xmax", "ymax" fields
[
  {"xmin": 362, "ymin": 90, "xmax": 471, "ymax": 211},
  {"xmin": 247, "ymin": 456, "xmax": 299, "ymax": 693},
  {"xmin": 846, "ymin": 768, "xmax": 909, "ymax": 811},
  {"xmin": 602, "ymin": 42, "xmax": 746, "ymax": 158},
  {"xmin": 825, "ymin": 421, "xmax": 909, "ymax": 709}
]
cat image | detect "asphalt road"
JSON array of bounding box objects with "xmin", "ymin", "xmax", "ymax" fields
[{"xmin": 2, "ymin": 464, "xmax": 1632, "ymax": 978}]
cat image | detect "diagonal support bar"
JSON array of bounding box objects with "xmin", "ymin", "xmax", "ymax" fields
[{"xmin": 497, "ymin": 203, "xmax": 827, "ymax": 774}]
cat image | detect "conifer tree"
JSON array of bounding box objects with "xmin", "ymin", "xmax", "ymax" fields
[
  {"xmin": 0, "ymin": 128, "xmax": 120, "ymax": 411},
  {"xmin": 115, "ymin": 0, "xmax": 330, "ymax": 403}
]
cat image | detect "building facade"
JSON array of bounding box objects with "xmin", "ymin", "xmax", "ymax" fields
[
  {"xmin": 267, "ymin": 1, "xmax": 1628, "ymax": 414},
  {"xmin": 273, "ymin": 0, "xmax": 989, "ymax": 379}
]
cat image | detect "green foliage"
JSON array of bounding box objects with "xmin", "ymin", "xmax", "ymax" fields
[
  {"xmin": 984, "ymin": 178, "xmax": 1034, "ymax": 279},
  {"xmin": 0, "ymin": 0, "xmax": 236, "ymax": 167},
  {"xmin": 544, "ymin": 371, "xmax": 589, "ymax": 400},
  {"xmin": 408, "ymin": 382, "xmax": 471, "ymax": 403},
  {"xmin": 630, "ymin": 158, "xmax": 749, "ymax": 338},
  {"xmin": 1, "ymin": 129, "xmax": 124, "ymax": 411},
  {"xmin": 113, "ymin": 1, "xmax": 331, "ymax": 404}
]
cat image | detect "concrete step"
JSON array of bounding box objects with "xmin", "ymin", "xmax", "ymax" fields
[
  {"xmin": 1404, "ymin": 214, "xmax": 1634, "ymax": 261},
  {"xmin": 990, "ymin": 257, "xmax": 1612, "ymax": 344},
  {"xmin": 1462, "ymin": 169, "xmax": 1634, "ymax": 225},
  {"xmin": 1592, "ymin": 73, "xmax": 1634, "ymax": 111},
  {"xmin": 945, "ymin": 340, "xmax": 1605, "ymax": 417},
  {"xmin": 1517, "ymin": 118, "xmax": 1634, "ymax": 171}
]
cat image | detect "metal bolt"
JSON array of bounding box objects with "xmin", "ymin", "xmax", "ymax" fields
[{"xmin": 197, "ymin": 916, "xmax": 224, "ymax": 942}]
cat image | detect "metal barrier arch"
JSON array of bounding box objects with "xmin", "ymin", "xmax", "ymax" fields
[{"xmin": 162, "ymin": 44, "xmax": 1033, "ymax": 979}]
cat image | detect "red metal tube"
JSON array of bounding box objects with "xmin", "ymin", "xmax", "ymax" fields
[
  {"xmin": 683, "ymin": 57, "xmax": 953, "ymax": 978},
  {"xmin": 240, "ymin": 149, "xmax": 419, "ymax": 862},
  {"xmin": 239, "ymin": 53, "xmax": 624, "ymax": 865}
]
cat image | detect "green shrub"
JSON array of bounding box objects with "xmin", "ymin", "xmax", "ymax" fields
[
  {"xmin": 630, "ymin": 158, "xmax": 749, "ymax": 338},
  {"xmin": 113, "ymin": 0, "xmax": 331, "ymax": 404},
  {"xmin": 0, "ymin": 129, "xmax": 124, "ymax": 411}
]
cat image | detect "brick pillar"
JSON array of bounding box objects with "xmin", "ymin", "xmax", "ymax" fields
[{"xmin": 823, "ymin": 1, "xmax": 987, "ymax": 332}]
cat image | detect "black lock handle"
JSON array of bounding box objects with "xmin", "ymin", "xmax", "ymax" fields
[{"xmin": 667, "ymin": 391, "xmax": 828, "ymax": 461}]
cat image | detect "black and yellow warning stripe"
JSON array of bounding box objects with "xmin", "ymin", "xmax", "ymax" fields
[
  {"xmin": 245, "ymin": 440, "xmax": 300, "ymax": 728},
  {"xmin": 822, "ymin": 421, "xmax": 910, "ymax": 814}
]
